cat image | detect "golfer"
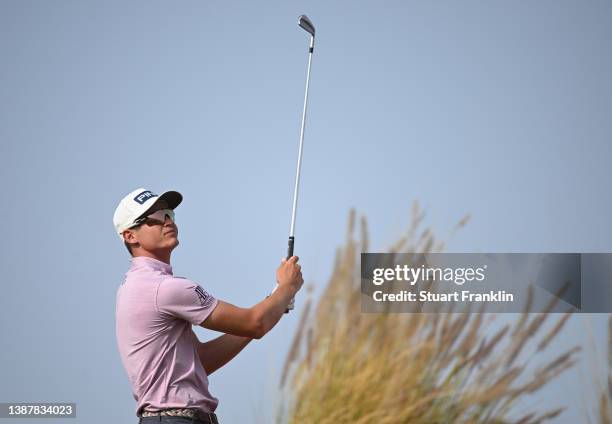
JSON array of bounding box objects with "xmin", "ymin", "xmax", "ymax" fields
[{"xmin": 113, "ymin": 188, "xmax": 303, "ymax": 424}]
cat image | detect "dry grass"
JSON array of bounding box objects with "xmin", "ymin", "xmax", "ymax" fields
[
  {"xmin": 278, "ymin": 203, "xmax": 580, "ymax": 424},
  {"xmin": 597, "ymin": 316, "xmax": 612, "ymax": 424}
]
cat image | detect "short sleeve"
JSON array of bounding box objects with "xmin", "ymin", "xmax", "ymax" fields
[{"xmin": 156, "ymin": 277, "xmax": 218, "ymax": 325}]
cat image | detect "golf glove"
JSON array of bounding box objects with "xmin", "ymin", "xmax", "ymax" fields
[{"xmin": 270, "ymin": 284, "xmax": 295, "ymax": 310}]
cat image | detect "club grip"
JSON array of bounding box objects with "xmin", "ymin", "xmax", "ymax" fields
[
  {"xmin": 287, "ymin": 236, "xmax": 295, "ymax": 260},
  {"xmin": 284, "ymin": 236, "xmax": 295, "ymax": 314}
]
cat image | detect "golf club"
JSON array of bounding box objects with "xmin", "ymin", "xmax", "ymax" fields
[{"xmin": 285, "ymin": 15, "xmax": 316, "ymax": 313}]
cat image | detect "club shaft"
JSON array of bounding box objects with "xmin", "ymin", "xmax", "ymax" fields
[
  {"xmin": 288, "ymin": 36, "xmax": 315, "ymax": 250},
  {"xmin": 284, "ymin": 36, "xmax": 314, "ymax": 313}
]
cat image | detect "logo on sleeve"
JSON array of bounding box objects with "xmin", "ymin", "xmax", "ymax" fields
[
  {"xmin": 194, "ymin": 285, "xmax": 211, "ymax": 307},
  {"xmin": 134, "ymin": 190, "xmax": 158, "ymax": 205}
]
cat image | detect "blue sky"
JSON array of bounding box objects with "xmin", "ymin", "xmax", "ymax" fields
[{"xmin": 1, "ymin": 1, "xmax": 610, "ymax": 423}]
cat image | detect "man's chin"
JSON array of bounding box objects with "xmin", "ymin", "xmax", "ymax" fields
[{"xmin": 159, "ymin": 238, "xmax": 179, "ymax": 252}]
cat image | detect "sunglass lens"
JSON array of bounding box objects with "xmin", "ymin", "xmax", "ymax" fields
[{"xmin": 150, "ymin": 209, "xmax": 175, "ymax": 222}]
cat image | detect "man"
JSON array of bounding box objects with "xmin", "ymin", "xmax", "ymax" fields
[{"xmin": 113, "ymin": 188, "xmax": 303, "ymax": 424}]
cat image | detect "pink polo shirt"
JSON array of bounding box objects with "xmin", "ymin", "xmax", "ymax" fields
[{"xmin": 115, "ymin": 256, "xmax": 219, "ymax": 417}]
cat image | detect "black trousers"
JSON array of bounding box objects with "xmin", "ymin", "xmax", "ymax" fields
[{"xmin": 138, "ymin": 416, "xmax": 219, "ymax": 424}]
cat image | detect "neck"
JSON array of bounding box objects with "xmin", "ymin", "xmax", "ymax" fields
[{"xmin": 132, "ymin": 249, "xmax": 172, "ymax": 265}]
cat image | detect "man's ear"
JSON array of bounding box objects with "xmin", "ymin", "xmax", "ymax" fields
[{"xmin": 123, "ymin": 229, "xmax": 138, "ymax": 245}]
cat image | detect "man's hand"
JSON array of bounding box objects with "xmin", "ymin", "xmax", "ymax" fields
[
  {"xmin": 270, "ymin": 256, "xmax": 302, "ymax": 310},
  {"xmin": 276, "ymin": 256, "xmax": 304, "ymax": 296}
]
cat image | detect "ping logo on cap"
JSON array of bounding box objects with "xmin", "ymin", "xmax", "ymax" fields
[{"xmin": 134, "ymin": 190, "xmax": 158, "ymax": 205}]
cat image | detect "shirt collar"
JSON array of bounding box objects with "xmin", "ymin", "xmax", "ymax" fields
[{"xmin": 129, "ymin": 256, "xmax": 173, "ymax": 275}]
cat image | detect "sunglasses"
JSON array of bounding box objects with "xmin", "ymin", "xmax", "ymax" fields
[{"xmin": 131, "ymin": 209, "xmax": 175, "ymax": 227}]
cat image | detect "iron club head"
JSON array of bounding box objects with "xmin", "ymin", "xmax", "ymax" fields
[{"xmin": 298, "ymin": 15, "xmax": 315, "ymax": 37}]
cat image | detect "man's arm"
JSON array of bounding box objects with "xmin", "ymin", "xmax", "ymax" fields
[
  {"xmin": 195, "ymin": 333, "xmax": 252, "ymax": 375},
  {"xmin": 200, "ymin": 285, "xmax": 295, "ymax": 339},
  {"xmin": 199, "ymin": 257, "xmax": 303, "ymax": 339}
]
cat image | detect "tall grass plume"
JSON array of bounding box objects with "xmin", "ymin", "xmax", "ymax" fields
[{"xmin": 278, "ymin": 203, "xmax": 579, "ymax": 424}]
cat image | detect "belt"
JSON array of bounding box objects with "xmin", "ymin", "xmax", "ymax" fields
[{"xmin": 141, "ymin": 408, "xmax": 218, "ymax": 424}]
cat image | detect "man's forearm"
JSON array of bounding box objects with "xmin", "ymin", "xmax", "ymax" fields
[
  {"xmin": 197, "ymin": 334, "xmax": 252, "ymax": 375},
  {"xmin": 253, "ymin": 283, "xmax": 295, "ymax": 336}
]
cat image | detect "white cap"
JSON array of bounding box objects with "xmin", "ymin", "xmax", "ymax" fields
[{"xmin": 113, "ymin": 188, "xmax": 182, "ymax": 240}]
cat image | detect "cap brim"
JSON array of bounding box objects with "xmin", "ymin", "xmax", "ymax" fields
[
  {"xmin": 158, "ymin": 190, "xmax": 182, "ymax": 210},
  {"xmin": 139, "ymin": 190, "xmax": 183, "ymax": 218}
]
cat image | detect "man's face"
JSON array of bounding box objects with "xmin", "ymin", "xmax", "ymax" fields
[{"xmin": 123, "ymin": 200, "xmax": 179, "ymax": 253}]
